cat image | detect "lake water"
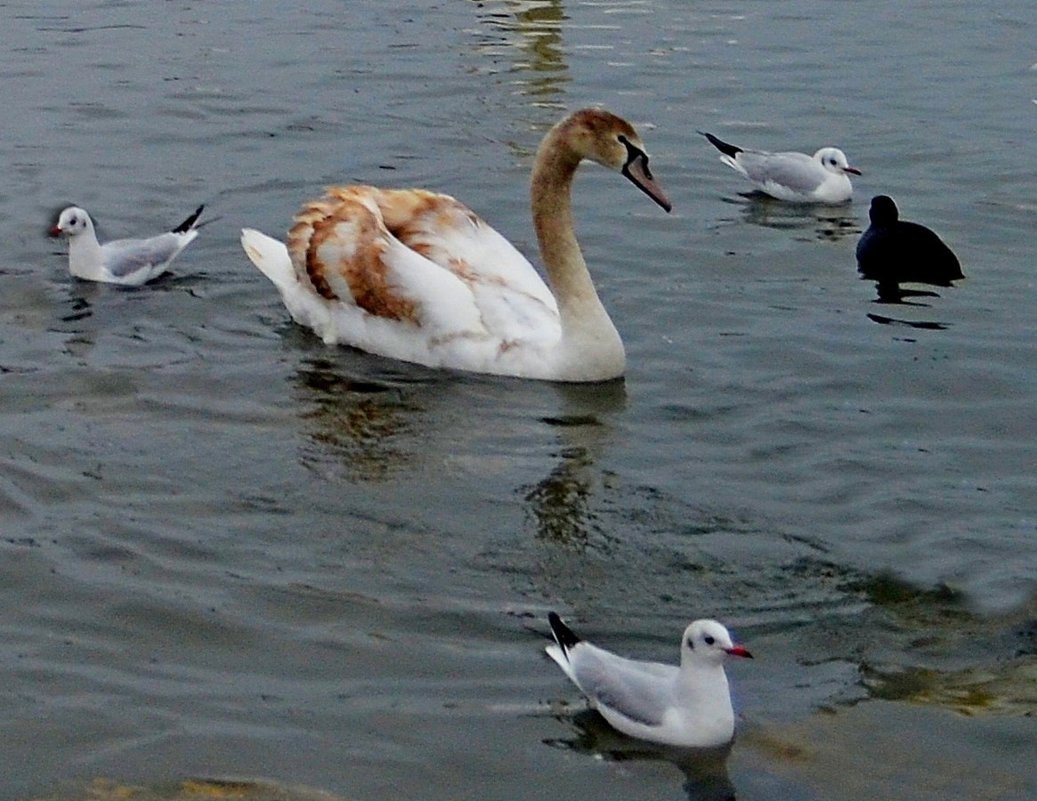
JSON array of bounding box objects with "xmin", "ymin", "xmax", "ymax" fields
[{"xmin": 1, "ymin": 1, "xmax": 1035, "ymax": 799}]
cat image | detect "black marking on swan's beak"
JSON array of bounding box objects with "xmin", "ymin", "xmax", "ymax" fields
[{"xmin": 619, "ymin": 135, "xmax": 672, "ymax": 213}]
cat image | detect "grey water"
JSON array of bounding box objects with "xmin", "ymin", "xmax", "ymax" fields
[{"xmin": 1, "ymin": 1, "xmax": 1035, "ymax": 800}]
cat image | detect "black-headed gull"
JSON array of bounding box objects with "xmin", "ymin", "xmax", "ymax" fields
[
  {"xmin": 699, "ymin": 131, "xmax": 860, "ymax": 203},
  {"xmin": 545, "ymin": 612, "xmax": 752, "ymax": 748},
  {"xmin": 50, "ymin": 204, "xmax": 205, "ymax": 286},
  {"xmin": 856, "ymin": 195, "xmax": 964, "ymax": 301}
]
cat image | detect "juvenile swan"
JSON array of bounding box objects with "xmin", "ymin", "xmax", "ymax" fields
[{"xmin": 241, "ymin": 109, "xmax": 671, "ymax": 382}]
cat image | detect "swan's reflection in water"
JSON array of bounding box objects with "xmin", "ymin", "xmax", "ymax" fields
[
  {"xmin": 290, "ymin": 352, "xmax": 626, "ymax": 495},
  {"xmin": 523, "ymin": 380, "xmax": 626, "ymax": 548},
  {"xmin": 293, "ymin": 357, "xmax": 425, "ymax": 483},
  {"xmin": 525, "ymin": 431, "xmax": 596, "ymax": 545},
  {"xmin": 546, "ymin": 708, "xmax": 737, "ymax": 801}
]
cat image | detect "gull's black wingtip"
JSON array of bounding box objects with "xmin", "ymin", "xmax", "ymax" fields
[
  {"xmin": 698, "ymin": 131, "xmax": 742, "ymax": 159},
  {"xmin": 172, "ymin": 204, "xmax": 205, "ymax": 234},
  {"xmin": 548, "ymin": 612, "xmax": 581, "ymax": 650}
]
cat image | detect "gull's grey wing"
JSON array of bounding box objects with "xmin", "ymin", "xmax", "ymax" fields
[
  {"xmin": 569, "ymin": 645, "xmax": 675, "ymax": 727},
  {"xmin": 101, "ymin": 233, "xmax": 189, "ymax": 277},
  {"xmin": 738, "ymin": 152, "xmax": 825, "ymax": 194}
]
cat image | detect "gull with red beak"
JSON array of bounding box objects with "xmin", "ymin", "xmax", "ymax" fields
[
  {"xmin": 699, "ymin": 131, "xmax": 861, "ymax": 203},
  {"xmin": 50, "ymin": 203, "xmax": 205, "ymax": 286},
  {"xmin": 546, "ymin": 612, "xmax": 752, "ymax": 748}
]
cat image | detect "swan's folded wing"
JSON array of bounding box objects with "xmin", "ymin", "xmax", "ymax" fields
[
  {"xmin": 378, "ymin": 189, "xmax": 560, "ymax": 342},
  {"xmin": 289, "ymin": 185, "xmax": 561, "ymax": 351}
]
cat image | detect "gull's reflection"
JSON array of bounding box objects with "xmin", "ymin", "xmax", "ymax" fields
[
  {"xmin": 546, "ymin": 708, "xmax": 738, "ymax": 801},
  {"xmin": 724, "ymin": 194, "xmax": 860, "ymax": 242},
  {"xmin": 54, "ymin": 289, "xmax": 97, "ymax": 360},
  {"xmin": 56, "ymin": 281, "xmax": 156, "ymax": 360},
  {"xmin": 61, "ymin": 295, "xmax": 93, "ymax": 323},
  {"xmin": 523, "ymin": 380, "xmax": 626, "ymax": 547},
  {"xmin": 468, "ymin": 0, "xmax": 570, "ymax": 103}
]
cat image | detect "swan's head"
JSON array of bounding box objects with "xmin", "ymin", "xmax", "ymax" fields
[
  {"xmin": 814, "ymin": 147, "xmax": 861, "ymax": 177},
  {"xmin": 49, "ymin": 206, "xmax": 94, "ymax": 238},
  {"xmin": 680, "ymin": 619, "xmax": 752, "ymax": 667},
  {"xmin": 556, "ymin": 109, "xmax": 672, "ymax": 212}
]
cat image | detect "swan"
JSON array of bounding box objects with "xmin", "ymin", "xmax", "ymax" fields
[{"xmin": 241, "ymin": 108, "xmax": 671, "ymax": 382}]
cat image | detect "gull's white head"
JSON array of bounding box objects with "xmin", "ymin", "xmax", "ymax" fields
[
  {"xmin": 50, "ymin": 206, "xmax": 94, "ymax": 238},
  {"xmin": 680, "ymin": 619, "xmax": 753, "ymax": 666},
  {"xmin": 813, "ymin": 147, "xmax": 861, "ymax": 177}
]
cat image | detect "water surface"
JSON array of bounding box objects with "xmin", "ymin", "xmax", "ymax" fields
[{"xmin": 1, "ymin": 1, "xmax": 1035, "ymax": 800}]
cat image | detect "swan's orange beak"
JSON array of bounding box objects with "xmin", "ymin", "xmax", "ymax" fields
[{"xmin": 623, "ymin": 152, "xmax": 672, "ymax": 213}]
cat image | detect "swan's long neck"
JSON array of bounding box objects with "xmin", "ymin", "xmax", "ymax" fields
[{"xmin": 531, "ymin": 127, "xmax": 624, "ymax": 379}]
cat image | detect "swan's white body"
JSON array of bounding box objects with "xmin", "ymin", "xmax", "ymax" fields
[
  {"xmin": 241, "ymin": 109, "xmax": 670, "ymax": 382},
  {"xmin": 50, "ymin": 205, "xmax": 204, "ymax": 286},
  {"xmin": 546, "ymin": 613, "xmax": 752, "ymax": 748},
  {"xmin": 700, "ymin": 132, "xmax": 860, "ymax": 203}
]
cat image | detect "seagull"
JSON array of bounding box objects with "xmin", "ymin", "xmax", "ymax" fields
[
  {"xmin": 545, "ymin": 612, "xmax": 752, "ymax": 748},
  {"xmin": 699, "ymin": 131, "xmax": 860, "ymax": 203},
  {"xmin": 49, "ymin": 204, "xmax": 205, "ymax": 286},
  {"xmin": 856, "ymin": 195, "xmax": 964, "ymax": 301}
]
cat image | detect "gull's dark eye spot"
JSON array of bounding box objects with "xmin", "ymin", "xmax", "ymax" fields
[
  {"xmin": 704, "ymin": 635, "xmax": 716, "ymax": 646},
  {"xmin": 686, "ymin": 637, "xmax": 695, "ymax": 650}
]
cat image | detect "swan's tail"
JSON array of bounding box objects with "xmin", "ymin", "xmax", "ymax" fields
[{"xmin": 241, "ymin": 228, "xmax": 295, "ymax": 290}]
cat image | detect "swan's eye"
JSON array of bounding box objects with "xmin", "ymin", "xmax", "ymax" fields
[{"xmin": 704, "ymin": 635, "xmax": 716, "ymax": 646}]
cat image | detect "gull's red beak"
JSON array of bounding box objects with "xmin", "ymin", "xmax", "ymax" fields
[
  {"xmin": 49, "ymin": 224, "xmax": 63, "ymax": 237},
  {"xmin": 844, "ymin": 166, "xmax": 862, "ymax": 176},
  {"xmin": 725, "ymin": 645, "xmax": 753, "ymax": 659}
]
